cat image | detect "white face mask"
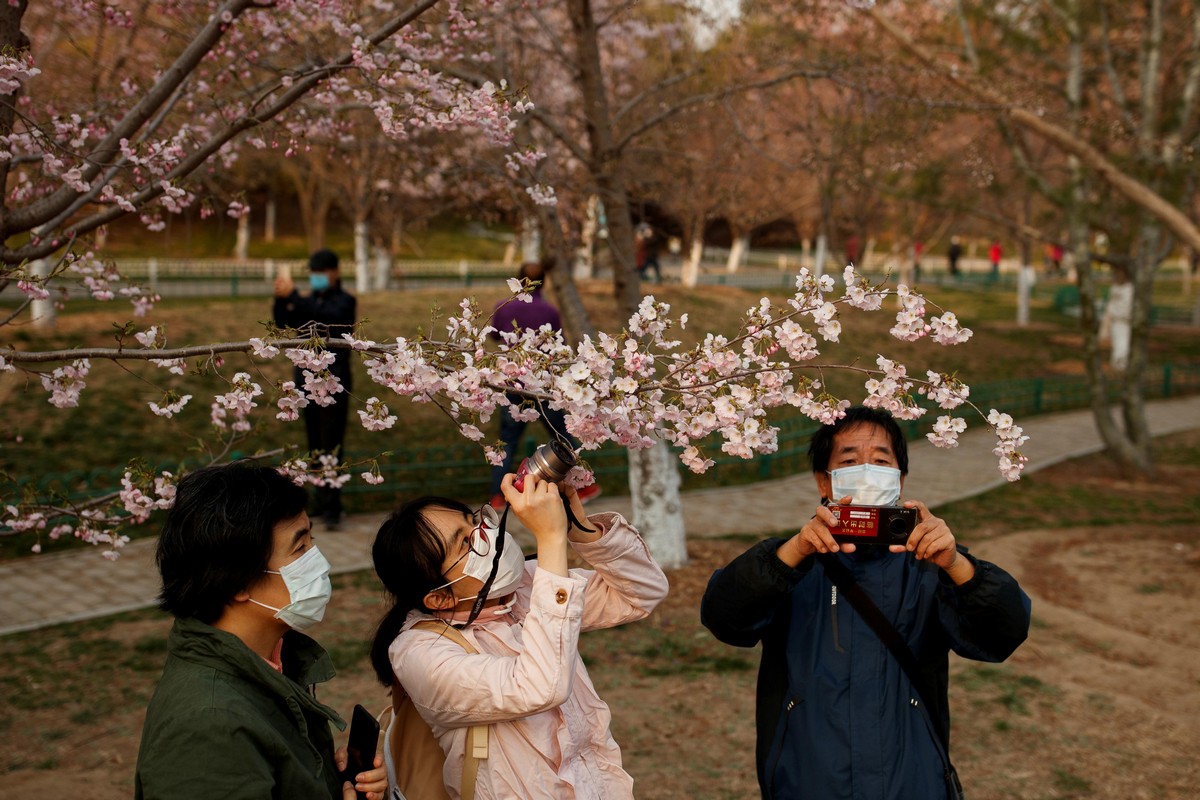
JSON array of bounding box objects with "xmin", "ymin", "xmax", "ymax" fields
[
  {"xmin": 828, "ymin": 464, "xmax": 902, "ymax": 506},
  {"xmin": 249, "ymin": 546, "xmax": 332, "ymax": 631},
  {"xmin": 433, "ymin": 510, "xmax": 526, "ymax": 604}
]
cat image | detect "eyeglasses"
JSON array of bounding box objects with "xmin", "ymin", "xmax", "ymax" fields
[{"xmin": 446, "ymin": 503, "xmax": 500, "ymax": 571}]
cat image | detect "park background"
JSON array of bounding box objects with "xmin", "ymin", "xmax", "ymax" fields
[{"xmin": 2, "ymin": 2, "xmax": 1200, "ymax": 799}]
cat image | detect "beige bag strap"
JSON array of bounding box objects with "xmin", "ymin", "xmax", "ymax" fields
[{"xmin": 411, "ymin": 620, "xmax": 490, "ymax": 799}]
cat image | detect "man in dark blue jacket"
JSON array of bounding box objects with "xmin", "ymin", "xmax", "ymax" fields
[
  {"xmin": 701, "ymin": 407, "xmax": 1030, "ymax": 800},
  {"xmin": 273, "ymin": 249, "xmax": 357, "ymax": 529}
]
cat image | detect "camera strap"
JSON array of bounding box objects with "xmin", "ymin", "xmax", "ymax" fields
[
  {"xmin": 562, "ymin": 498, "xmax": 596, "ymax": 534},
  {"xmin": 461, "ymin": 507, "xmax": 511, "ymax": 628},
  {"xmin": 817, "ymin": 554, "xmax": 964, "ymax": 800}
]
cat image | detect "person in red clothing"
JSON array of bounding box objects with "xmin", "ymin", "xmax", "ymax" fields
[
  {"xmin": 488, "ymin": 257, "xmax": 601, "ymax": 509},
  {"xmin": 988, "ymin": 239, "xmax": 1003, "ymax": 280}
]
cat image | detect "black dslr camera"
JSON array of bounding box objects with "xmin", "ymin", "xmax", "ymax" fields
[{"xmin": 830, "ymin": 504, "xmax": 918, "ymax": 545}]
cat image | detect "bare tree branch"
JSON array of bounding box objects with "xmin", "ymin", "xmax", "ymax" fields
[
  {"xmin": 865, "ymin": 5, "xmax": 1200, "ymax": 253},
  {"xmin": 613, "ymin": 68, "xmax": 830, "ymax": 155},
  {"xmin": 1, "ymin": 0, "xmax": 441, "ymax": 264}
]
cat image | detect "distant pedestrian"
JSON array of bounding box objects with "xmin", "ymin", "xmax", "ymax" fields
[
  {"xmin": 844, "ymin": 233, "xmax": 860, "ymax": 267},
  {"xmin": 947, "ymin": 236, "xmax": 962, "ymax": 276},
  {"xmin": 273, "ymin": 248, "xmax": 357, "ymax": 530},
  {"xmin": 1048, "ymin": 242, "xmax": 1064, "ymax": 274},
  {"xmin": 488, "ymin": 257, "xmax": 601, "ymax": 509},
  {"xmin": 912, "ymin": 240, "xmax": 923, "ymax": 283},
  {"xmin": 636, "ymin": 225, "xmax": 662, "ymax": 285},
  {"xmin": 988, "ymin": 239, "xmax": 1003, "ymax": 280}
]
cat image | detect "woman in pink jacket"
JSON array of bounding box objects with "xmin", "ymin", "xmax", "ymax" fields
[{"xmin": 369, "ymin": 472, "xmax": 669, "ymax": 799}]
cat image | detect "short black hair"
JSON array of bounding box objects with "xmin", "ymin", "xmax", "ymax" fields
[
  {"xmin": 308, "ymin": 248, "xmax": 339, "ymax": 272},
  {"xmin": 156, "ymin": 461, "xmax": 309, "ymax": 623},
  {"xmin": 808, "ymin": 406, "xmax": 908, "ymax": 475}
]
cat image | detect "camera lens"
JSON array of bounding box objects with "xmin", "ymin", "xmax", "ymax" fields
[
  {"xmin": 528, "ymin": 440, "xmax": 577, "ymax": 483},
  {"xmin": 888, "ymin": 516, "xmax": 909, "ymax": 537}
]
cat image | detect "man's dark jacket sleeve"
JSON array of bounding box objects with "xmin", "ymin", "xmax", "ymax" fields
[{"xmin": 700, "ymin": 537, "xmax": 804, "ymax": 647}]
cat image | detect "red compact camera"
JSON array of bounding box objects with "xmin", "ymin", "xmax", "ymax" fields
[{"xmin": 830, "ymin": 504, "xmax": 918, "ymax": 545}]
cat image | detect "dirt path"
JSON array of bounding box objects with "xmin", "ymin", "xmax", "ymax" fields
[{"xmin": 951, "ymin": 528, "xmax": 1199, "ymax": 799}]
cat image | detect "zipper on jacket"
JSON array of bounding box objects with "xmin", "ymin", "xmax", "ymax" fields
[
  {"xmin": 767, "ymin": 697, "xmax": 800, "ymax": 799},
  {"xmin": 831, "ymin": 585, "xmax": 845, "ymax": 653}
]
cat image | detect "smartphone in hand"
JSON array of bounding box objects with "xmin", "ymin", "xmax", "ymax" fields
[{"xmin": 341, "ymin": 704, "xmax": 380, "ymax": 799}]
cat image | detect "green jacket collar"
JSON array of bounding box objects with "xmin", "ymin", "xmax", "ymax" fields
[{"xmin": 169, "ymin": 617, "xmax": 345, "ymax": 730}]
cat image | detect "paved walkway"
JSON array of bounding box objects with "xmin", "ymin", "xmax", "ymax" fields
[{"xmin": 2, "ymin": 396, "xmax": 1197, "ymax": 636}]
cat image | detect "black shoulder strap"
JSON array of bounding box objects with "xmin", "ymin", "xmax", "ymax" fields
[
  {"xmin": 816, "ymin": 555, "xmax": 952, "ymax": 751},
  {"xmin": 820, "ymin": 555, "xmax": 966, "ymax": 798}
]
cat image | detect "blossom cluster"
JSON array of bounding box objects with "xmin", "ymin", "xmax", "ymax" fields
[
  {"xmin": 3, "ymin": 267, "xmax": 1029, "ymax": 556},
  {"xmin": 2, "ymin": 0, "xmax": 544, "ymax": 320}
]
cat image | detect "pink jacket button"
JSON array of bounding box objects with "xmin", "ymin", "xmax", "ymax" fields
[{"xmin": 555, "ymin": 589, "xmax": 568, "ymax": 604}]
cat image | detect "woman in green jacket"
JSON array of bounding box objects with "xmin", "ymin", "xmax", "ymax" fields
[{"xmin": 134, "ymin": 462, "xmax": 388, "ymax": 800}]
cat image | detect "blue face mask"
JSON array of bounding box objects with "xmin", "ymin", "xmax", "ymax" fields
[{"xmin": 309, "ymin": 273, "xmax": 331, "ymax": 292}]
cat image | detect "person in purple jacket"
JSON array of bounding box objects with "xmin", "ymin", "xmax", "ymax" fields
[{"xmin": 487, "ymin": 257, "xmax": 599, "ymax": 509}]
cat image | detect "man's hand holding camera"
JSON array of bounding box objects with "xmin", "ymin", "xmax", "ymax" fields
[
  {"xmin": 902, "ymin": 500, "xmax": 975, "ymax": 585},
  {"xmin": 778, "ymin": 497, "xmax": 976, "ymax": 586}
]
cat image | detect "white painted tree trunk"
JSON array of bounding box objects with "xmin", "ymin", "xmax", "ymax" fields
[
  {"xmin": 234, "ymin": 213, "xmax": 250, "ymax": 260},
  {"xmin": 372, "ymin": 244, "xmax": 392, "ymax": 292},
  {"xmin": 520, "ymin": 216, "xmax": 541, "ymax": 264},
  {"xmin": 30, "ymin": 258, "xmax": 54, "ymax": 330},
  {"xmin": 1017, "ymin": 264, "xmax": 1036, "ymax": 326},
  {"xmin": 813, "ymin": 233, "xmax": 828, "ymax": 277},
  {"xmin": 726, "ymin": 233, "xmax": 749, "ymax": 273},
  {"xmin": 354, "ymin": 220, "xmax": 370, "ymax": 294},
  {"xmin": 897, "ymin": 245, "xmax": 912, "ymax": 285},
  {"xmin": 681, "ymin": 221, "xmax": 703, "ymax": 288},
  {"xmin": 627, "ymin": 440, "xmax": 687, "ymax": 568},
  {"xmin": 1105, "ymin": 282, "xmax": 1134, "ymax": 371},
  {"xmin": 264, "ymin": 195, "xmax": 277, "ymax": 243}
]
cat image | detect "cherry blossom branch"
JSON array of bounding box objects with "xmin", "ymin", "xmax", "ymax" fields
[{"xmin": 2, "ymin": 268, "xmax": 1029, "ymax": 557}]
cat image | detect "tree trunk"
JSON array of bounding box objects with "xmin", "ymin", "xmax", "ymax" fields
[
  {"xmin": 520, "ymin": 214, "xmax": 541, "ymax": 263},
  {"xmin": 372, "ymin": 240, "xmax": 392, "ymax": 292},
  {"xmin": 681, "ymin": 217, "xmax": 704, "ymax": 287},
  {"xmin": 233, "ymin": 212, "xmax": 250, "ymax": 260},
  {"xmin": 541, "ymin": 205, "xmax": 593, "ymax": 346},
  {"xmin": 726, "ymin": 232, "xmax": 749, "ymax": 273},
  {"xmin": 567, "ymin": 0, "xmax": 687, "ymax": 566},
  {"xmin": 30, "ymin": 257, "xmax": 54, "ymax": 330},
  {"xmin": 576, "ymin": 194, "xmax": 601, "ymax": 280},
  {"xmin": 264, "ymin": 192, "xmax": 277, "ymax": 243},
  {"xmin": 391, "ymin": 215, "xmax": 404, "ymax": 255},
  {"xmin": 628, "ymin": 439, "xmax": 688, "ymax": 569},
  {"xmin": 354, "ymin": 219, "xmax": 370, "ymax": 294},
  {"xmin": 813, "ymin": 232, "xmax": 828, "ymax": 277},
  {"xmin": 0, "ymin": 2, "xmax": 29, "ymax": 223}
]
